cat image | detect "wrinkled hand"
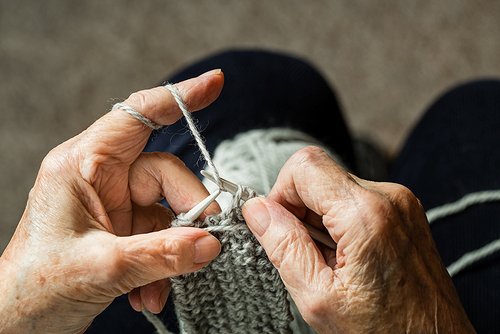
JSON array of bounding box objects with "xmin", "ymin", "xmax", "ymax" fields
[
  {"xmin": 0, "ymin": 70, "xmax": 224, "ymax": 334},
  {"xmin": 243, "ymin": 147, "xmax": 475, "ymax": 333}
]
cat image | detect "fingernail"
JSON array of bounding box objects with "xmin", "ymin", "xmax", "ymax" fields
[
  {"xmin": 199, "ymin": 69, "xmax": 222, "ymax": 77},
  {"xmin": 194, "ymin": 235, "xmax": 221, "ymax": 263},
  {"xmin": 242, "ymin": 197, "xmax": 270, "ymax": 237}
]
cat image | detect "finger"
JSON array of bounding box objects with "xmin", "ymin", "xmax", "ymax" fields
[
  {"xmin": 131, "ymin": 203, "xmax": 174, "ymax": 235},
  {"xmin": 128, "ymin": 288, "xmax": 142, "ymax": 312},
  {"xmin": 79, "ymin": 69, "xmax": 224, "ymax": 170},
  {"xmin": 268, "ymin": 146, "xmax": 365, "ymax": 242},
  {"xmin": 128, "ymin": 279, "xmax": 171, "ymax": 313},
  {"xmin": 129, "ymin": 152, "xmax": 220, "ymax": 216},
  {"xmin": 128, "ymin": 277, "xmax": 171, "ymax": 314},
  {"xmin": 353, "ymin": 180, "xmax": 430, "ymax": 240},
  {"xmin": 355, "ymin": 179, "xmax": 422, "ymax": 210},
  {"xmin": 242, "ymin": 197, "xmax": 335, "ymax": 311},
  {"xmin": 269, "ymin": 146, "xmax": 357, "ymax": 216},
  {"xmin": 115, "ymin": 227, "xmax": 221, "ymax": 288},
  {"xmin": 139, "ymin": 279, "xmax": 171, "ymax": 314}
]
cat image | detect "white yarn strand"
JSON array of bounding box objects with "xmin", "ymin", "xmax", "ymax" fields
[
  {"xmin": 426, "ymin": 190, "xmax": 500, "ymax": 224},
  {"xmin": 424, "ymin": 190, "xmax": 500, "ymax": 277},
  {"xmin": 143, "ymin": 83, "xmax": 228, "ymax": 334},
  {"xmin": 447, "ymin": 238, "xmax": 500, "ymax": 277},
  {"xmin": 112, "ymin": 102, "xmax": 163, "ymax": 130},
  {"xmin": 164, "ymin": 83, "xmax": 222, "ymax": 187},
  {"xmin": 142, "ymin": 310, "xmax": 171, "ymax": 334}
]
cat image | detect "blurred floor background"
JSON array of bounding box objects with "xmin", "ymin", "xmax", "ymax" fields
[{"xmin": 1, "ymin": 0, "xmax": 499, "ymax": 251}]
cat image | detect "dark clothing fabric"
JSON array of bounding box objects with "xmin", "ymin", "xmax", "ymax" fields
[
  {"xmin": 390, "ymin": 80, "xmax": 500, "ymax": 333},
  {"xmin": 87, "ymin": 50, "xmax": 499, "ymax": 333},
  {"xmin": 145, "ymin": 49, "xmax": 355, "ymax": 175}
]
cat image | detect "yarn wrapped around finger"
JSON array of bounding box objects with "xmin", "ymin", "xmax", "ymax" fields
[{"xmin": 112, "ymin": 102, "xmax": 163, "ymax": 130}]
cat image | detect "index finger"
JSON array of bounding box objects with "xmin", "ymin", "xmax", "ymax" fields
[
  {"xmin": 269, "ymin": 146, "xmax": 359, "ymax": 216},
  {"xmin": 79, "ymin": 69, "xmax": 224, "ymax": 168},
  {"xmin": 267, "ymin": 146, "xmax": 366, "ymax": 242},
  {"xmin": 125, "ymin": 69, "xmax": 224, "ymax": 126}
]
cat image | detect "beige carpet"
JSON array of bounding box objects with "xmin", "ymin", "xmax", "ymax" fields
[{"xmin": 1, "ymin": 0, "xmax": 499, "ymax": 251}]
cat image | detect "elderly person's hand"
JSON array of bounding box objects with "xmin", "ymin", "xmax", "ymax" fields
[
  {"xmin": 243, "ymin": 147, "xmax": 475, "ymax": 333},
  {"xmin": 0, "ymin": 70, "xmax": 224, "ymax": 333}
]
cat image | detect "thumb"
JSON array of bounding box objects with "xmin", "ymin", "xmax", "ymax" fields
[
  {"xmin": 114, "ymin": 227, "xmax": 221, "ymax": 289},
  {"xmin": 242, "ymin": 197, "xmax": 335, "ymax": 317}
]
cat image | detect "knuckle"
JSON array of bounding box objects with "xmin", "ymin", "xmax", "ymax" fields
[
  {"xmin": 290, "ymin": 146, "xmax": 329, "ymax": 166},
  {"xmin": 390, "ymin": 183, "xmax": 415, "ymax": 200},
  {"xmin": 150, "ymin": 151, "xmax": 185, "ymax": 167},
  {"xmin": 79, "ymin": 152, "xmax": 108, "ymax": 183},
  {"xmin": 27, "ymin": 186, "xmax": 37, "ymax": 201},
  {"xmin": 161, "ymin": 238, "xmax": 192, "ymax": 273},
  {"xmin": 96, "ymin": 245, "xmax": 125, "ymax": 283},
  {"xmin": 393, "ymin": 183, "xmax": 421, "ymax": 208},
  {"xmin": 39, "ymin": 146, "xmax": 72, "ymax": 177},
  {"xmin": 105, "ymin": 261, "xmax": 123, "ymax": 283},
  {"xmin": 108, "ymin": 236, "xmax": 194, "ymax": 285},
  {"xmin": 384, "ymin": 182, "xmax": 424, "ymax": 215},
  {"xmin": 127, "ymin": 90, "xmax": 157, "ymax": 114},
  {"xmin": 357, "ymin": 189, "xmax": 395, "ymax": 230},
  {"xmin": 287, "ymin": 145, "xmax": 346, "ymax": 181},
  {"xmin": 359, "ymin": 189, "xmax": 393, "ymax": 216},
  {"xmin": 301, "ymin": 294, "xmax": 331, "ymax": 324}
]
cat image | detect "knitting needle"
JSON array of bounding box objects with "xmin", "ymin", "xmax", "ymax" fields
[
  {"xmin": 201, "ymin": 170, "xmax": 253, "ymax": 201},
  {"xmin": 201, "ymin": 170, "xmax": 337, "ymax": 250},
  {"xmin": 182, "ymin": 188, "xmax": 221, "ymax": 223}
]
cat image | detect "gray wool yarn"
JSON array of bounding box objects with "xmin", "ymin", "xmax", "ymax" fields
[
  {"xmin": 166, "ymin": 126, "xmax": 340, "ymax": 334},
  {"xmin": 171, "ymin": 191, "xmax": 293, "ymax": 334}
]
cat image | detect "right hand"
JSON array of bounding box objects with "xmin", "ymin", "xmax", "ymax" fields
[{"xmin": 242, "ymin": 146, "xmax": 475, "ymax": 333}]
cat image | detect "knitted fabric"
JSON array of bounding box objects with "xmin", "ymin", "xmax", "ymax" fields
[
  {"xmin": 168, "ymin": 127, "xmax": 338, "ymax": 334},
  {"xmin": 159, "ymin": 85, "xmax": 295, "ymax": 333},
  {"xmin": 171, "ymin": 190, "xmax": 293, "ymax": 334},
  {"xmin": 146, "ymin": 84, "xmax": 334, "ymax": 333}
]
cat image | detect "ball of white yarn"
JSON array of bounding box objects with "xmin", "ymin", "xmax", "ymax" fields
[{"xmin": 203, "ymin": 127, "xmax": 340, "ymax": 210}]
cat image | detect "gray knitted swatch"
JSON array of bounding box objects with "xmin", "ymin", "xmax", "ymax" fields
[{"xmin": 171, "ymin": 193, "xmax": 293, "ymax": 334}]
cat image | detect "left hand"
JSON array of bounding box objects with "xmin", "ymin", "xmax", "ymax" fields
[{"xmin": 0, "ymin": 70, "xmax": 224, "ymax": 333}]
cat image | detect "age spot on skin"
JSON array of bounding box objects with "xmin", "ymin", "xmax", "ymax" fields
[{"xmin": 37, "ymin": 275, "xmax": 46, "ymax": 287}]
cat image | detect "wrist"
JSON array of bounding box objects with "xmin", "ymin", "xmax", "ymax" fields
[
  {"xmin": 0, "ymin": 240, "xmax": 90, "ymax": 334},
  {"xmin": 401, "ymin": 278, "xmax": 476, "ymax": 334},
  {"xmin": 0, "ymin": 253, "xmax": 38, "ymax": 333}
]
